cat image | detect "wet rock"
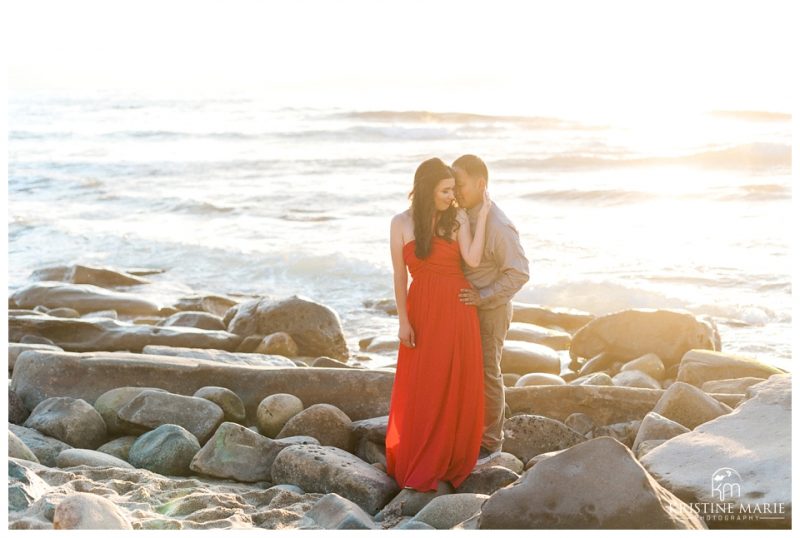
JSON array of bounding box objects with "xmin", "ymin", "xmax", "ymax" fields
[
  {"xmin": 193, "ymin": 386, "xmax": 246, "ymax": 423},
  {"xmin": 10, "ymin": 315, "xmax": 242, "ymax": 352},
  {"xmin": 117, "ymin": 390, "xmax": 224, "ymax": 444},
  {"xmin": 258, "ymin": 393, "xmax": 305, "ymax": 437},
  {"xmin": 652, "ymin": 382, "xmax": 732, "ymax": 430},
  {"xmin": 157, "ymin": 311, "xmax": 226, "ymax": 331},
  {"xmin": 479, "ymin": 437, "xmax": 706, "ymax": 529},
  {"xmin": 23, "ymin": 397, "xmax": 107, "ymax": 449},
  {"xmin": 128, "ymin": 424, "xmax": 201, "ymax": 476},
  {"xmin": 500, "ymin": 340, "xmax": 561, "ymax": 376},
  {"xmin": 276, "ymin": 403, "xmax": 353, "ymax": 452},
  {"xmin": 271, "ymin": 444, "xmax": 399, "ymax": 514},
  {"xmin": 570, "ymin": 309, "xmax": 717, "ymax": 366},
  {"xmin": 502, "ymin": 414, "xmax": 585, "ymax": 463},
  {"xmin": 10, "ymin": 281, "xmax": 158, "ymax": 314},
  {"xmin": 227, "ymin": 295, "xmax": 349, "ymax": 361},
  {"xmin": 53, "ymin": 492, "xmax": 133, "ymax": 529},
  {"xmin": 56, "ymin": 448, "xmax": 134, "ymax": 469}
]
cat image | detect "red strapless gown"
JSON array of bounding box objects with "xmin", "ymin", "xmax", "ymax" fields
[{"xmin": 385, "ymin": 236, "xmax": 485, "ymax": 491}]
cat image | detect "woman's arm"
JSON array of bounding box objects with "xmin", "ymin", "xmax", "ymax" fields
[
  {"xmin": 390, "ymin": 214, "xmax": 415, "ymax": 348},
  {"xmin": 457, "ymin": 191, "xmax": 492, "ymax": 267}
]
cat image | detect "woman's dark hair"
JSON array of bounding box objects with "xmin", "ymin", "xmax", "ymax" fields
[{"xmin": 408, "ymin": 157, "xmax": 459, "ymax": 259}]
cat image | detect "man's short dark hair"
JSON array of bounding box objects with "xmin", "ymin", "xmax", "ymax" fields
[{"xmin": 452, "ymin": 154, "xmax": 488, "ymax": 184}]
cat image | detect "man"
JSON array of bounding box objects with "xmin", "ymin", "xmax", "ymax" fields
[{"xmin": 452, "ymin": 154, "xmax": 530, "ymax": 464}]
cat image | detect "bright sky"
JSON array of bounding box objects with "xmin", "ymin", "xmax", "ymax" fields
[{"xmin": 6, "ymin": 0, "xmax": 795, "ymax": 116}]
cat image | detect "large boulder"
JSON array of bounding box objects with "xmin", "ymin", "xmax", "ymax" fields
[
  {"xmin": 128, "ymin": 424, "xmax": 201, "ymax": 476},
  {"xmin": 23, "ymin": 397, "xmax": 107, "ymax": 449},
  {"xmin": 641, "ymin": 375, "xmax": 791, "ymax": 529},
  {"xmin": 570, "ymin": 309, "xmax": 717, "ymax": 366},
  {"xmin": 10, "ymin": 281, "xmax": 159, "ymax": 314},
  {"xmin": 478, "ymin": 437, "xmax": 706, "ymax": 529},
  {"xmin": 11, "ymin": 350, "xmax": 392, "ymax": 423},
  {"xmin": 651, "ymin": 382, "xmax": 732, "ymax": 430},
  {"xmin": 271, "ymin": 444, "xmax": 399, "ymax": 515},
  {"xmin": 512, "ymin": 303, "xmax": 595, "ymax": 332},
  {"xmin": 117, "ymin": 390, "xmax": 224, "ymax": 444},
  {"xmin": 676, "ymin": 350, "xmax": 785, "ymax": 387},
  {"xmin": 500, "ymin": 341, "xmax": 561, "ymax": 376},
  {"xmin": 142, "ymin": 345, "xmax": 297, "ymax": 367},
  {"xmin": 227, "ymin": 295, "xmax": 349, "ymax": 361},
  {"xmin": 502, "ymin": 415, "xmax": 586, "ymax": 463},
  {"xmin": 9, "ymin": 316, "xmax": 242, "ymax": 353},
  {"xmin": 53, "ymin": 492, "xmax": 133, "ymax": 529}
]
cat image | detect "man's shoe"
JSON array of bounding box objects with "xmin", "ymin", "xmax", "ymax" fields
[{"xmin": 476, "ymin": 446, "xmax": 500, "ymax": 465}]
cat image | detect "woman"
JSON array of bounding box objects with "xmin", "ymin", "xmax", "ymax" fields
[{"xmin": 385, "ymin": 157, "xmax": 492, "ymax": 492}]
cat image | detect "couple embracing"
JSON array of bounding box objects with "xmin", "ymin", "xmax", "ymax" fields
[{"xmin": 385, "ymin": 154, "xmax": 530, "ymax": 491}]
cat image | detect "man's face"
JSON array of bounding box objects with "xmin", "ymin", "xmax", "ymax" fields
[{"xmin": 453, "ymin": 166, "xmax": 486, "ymax": 209}]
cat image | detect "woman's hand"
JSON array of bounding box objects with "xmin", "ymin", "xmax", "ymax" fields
[
  {"xmin": 479, "ymin": 190, "xmax": 492, "ymax": 218},
  {"xmin": 398, "ymin": 320, "xmax": 416, "ymax": 348}
]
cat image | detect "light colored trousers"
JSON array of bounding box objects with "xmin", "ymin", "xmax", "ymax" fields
[{"xmin": 477, "ymin": 301, "xmax": 513, "ymax": 452}]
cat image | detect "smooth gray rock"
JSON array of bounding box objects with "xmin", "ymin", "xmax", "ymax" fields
[
  {"xmin": 570, "ymin": 309, "xmax": 717, "ymax": 366},
  {"xmin": 128, "ymin": 424, "xmax": 201, "ymax": 476},
  {"xmin": 117, "ymin": 390, "xmax": 224, "ymax": 444},
  {"xmin": 10, "ymin": 315, "xmax": 242, "ymax": 353},
  {"xmin": 651, "ymin": 382, "xmax": 732, "ymax": 430},
  {"xmin": 9, "ymin": 388, "xmax": 30, "ymax": 425},
  {"xmin": 632, "ymin": 412, "xmax": 690, "ymax": 453},
  {"xmin": 55, "ymin": 448, "xmax": 134, "ymax": 469},
  {"xmin": 641, "ymin": 375, "xmax": 791, "ymax": 529},
  {"xmin": 23, "ymin": 397, "xmax": 107, "ymax": 449},
  {"xmin": 8, "ymin": 343, "xmax": 63, "ymax": 373},
  {"xmin": 96, "ymin": 436, "xmax": 138, "ymax": 462},
  {"xmin": 479, "ymin": 437, "xmax": 706, "ymax": 529},
  {"xmin": 255, "ymin": 331, "xmax": 299, "ymax": 357},
  {"xmin": 455, "ymin": 465, "xmax": 520, "ymax": 495},
  {"xmin": 376, "ymin": 480, "xmax": 455, "ymax": 520},
  {"xmin": 500, "ymin": 340, "xmax": 561, "ymax": 376},
  {"xmin": 352, "ymin": 415, "xmax": 389, "ymax": 444},
  {"xmin": 53, "ymin": 491, "xmax": 133, "ymax": 529},
  {"xmin": 9, "ymin": 431, "xmax": 40, "ymax": 463},
  {"xmin": 257, "ymin": 393, "xmax": 305, "ymax": 437},
  {"xmin": 410, "ymin": 493, "xmax": 489, "ymax": 529},
  {"xmin": 10, "ymin": 281, "xmax": 157, "ymax": 314},
  {"xmin": 276, "ymin": 403, "xmax": 353, "ymax": 452},
  {"xmin": 301, "ymin": 493, "xmax": 378, "ymax": 529},
  {"xmin": 227, "ymin": 295, "xmax": 349, "ymax": 361},
  {"xmin": 271, "ymin": 444, "xmax": 399, "ymax": 515},
  {"xmin": 677, "ymin": 350, "xmax": 785, "ymax": 387},
  {"xmin": 9, "ymin": 424, "xmax": 73, "ymax": 467},
  {"xmin": 189, "ymin": 422, "xmax": 275, "ymax": 482},
  {"xmin": 502, "ymin": 414, "xmax": 586, "ymax": 463},
  {"xmin": 193, "ymin": 386, "xmax": 246, "ymax": 423},
  {"xmin": 11, "ymin": 350, "xmax": 395, "ymax": 423},
  {"xmin": 93, "ymin": 386, "xmax": 169, "ymax": 435}
]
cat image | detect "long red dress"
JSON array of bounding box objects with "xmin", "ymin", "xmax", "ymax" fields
[{"xmin": 385, "ymin": 236, "xmax": 485, "ymax": 491}]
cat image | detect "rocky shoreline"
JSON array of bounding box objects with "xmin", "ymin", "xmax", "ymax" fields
[{"xmin": 7, "ymin": 263, "xmax": 792, "ymax": 529}]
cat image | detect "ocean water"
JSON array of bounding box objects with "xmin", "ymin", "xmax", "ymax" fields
[{"xmin": 7, "ymin": 94, "xmax": 792, "ymax": 370}]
